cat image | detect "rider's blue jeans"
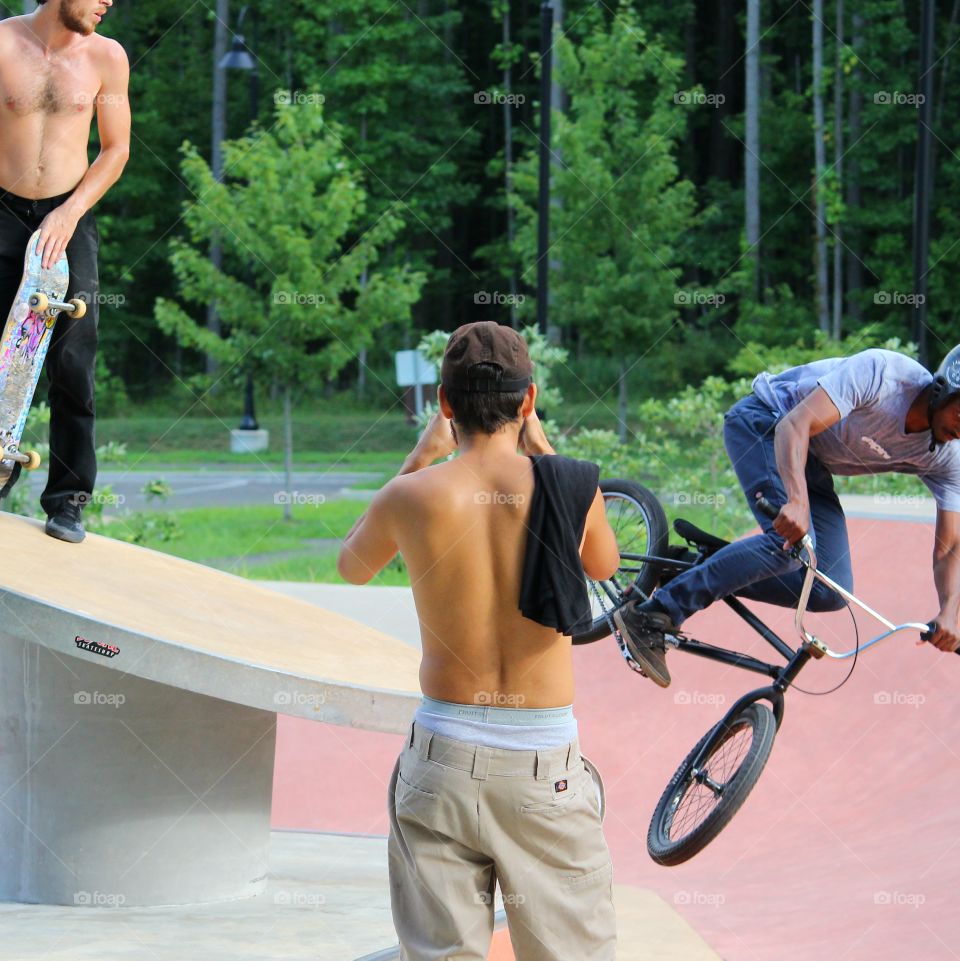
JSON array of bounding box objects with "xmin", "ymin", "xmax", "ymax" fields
[{"xmin": 653, "ymin": 392, "xmax": 854, "ymax": 627}]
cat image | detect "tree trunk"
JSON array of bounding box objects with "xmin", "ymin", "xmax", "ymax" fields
[
  {"xmin": 357, "ymin": 114, "xmax": 368, "ymax": 400},
  {"xmin": 711, "ymin": 0, "xmax": 737, "ymax": 181},
  {"xmin": 547, "ymin": 0, "xmax": 563, "ymax": 344},
  {"xmin": 283, "ymin": 386, "xmax": 294, "ymax": 523},
  {"xmin": 845, "ymin": 12, "xmax": 864, "ymax": 326},
  {"xmin": 812, "ymin": 0, "xmax": 830, "ymax": 332},
  {"xmin": 936, "ymin": 0, "xmax": 960, "ymax": 127},
  {"xmin": 831, "ymin": 0, "xmax": 844, "ymax": 339},
  {"xmin": 207, "ymin": 0, "xmax": 229, "ymax": 375},
  {"xmin": 745, "ymin": 0, "xmax": 761, "ymax": 298},
  {"xmin": 502, "ymin": 1, "xmax": 518, "ymax": 328},
  {"xmin": 617, "ymin": 358, "xmax": 628, "ymax": 444}
]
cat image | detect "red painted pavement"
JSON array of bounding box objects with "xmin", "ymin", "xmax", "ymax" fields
[{"xmin": 272, "ymin": 519, "xmax": 960, "ymax": 960}]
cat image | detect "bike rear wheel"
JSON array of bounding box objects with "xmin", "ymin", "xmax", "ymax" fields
[
  {"xmin": 647, "ymin": 702, "xmax": 777, "ymax": 866},
  {"xmin": 573, "ymin": 478, "xmax": 668, "ymax": 644}
]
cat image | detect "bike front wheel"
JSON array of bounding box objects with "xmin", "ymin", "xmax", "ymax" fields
[
  {"xmin": 572, "ymin": 478, "xmax": 669, "ymax": 644},
  {"xmin": 647, "ymin": 702, "xmax": 777, "ymax": 866}
]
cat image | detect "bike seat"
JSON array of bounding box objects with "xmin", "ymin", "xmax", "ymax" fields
[{"xmin": 674, "ymin": 518, "xmax": 729, "ymax": 554}]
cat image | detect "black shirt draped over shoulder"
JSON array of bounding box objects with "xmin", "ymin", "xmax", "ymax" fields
[{"xmin": 518, "ymin": 454, "xmax": 601, "ymax": 636}]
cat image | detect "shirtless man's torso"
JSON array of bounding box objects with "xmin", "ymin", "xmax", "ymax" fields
[{"xmin": 0, "ymin": 0, "xmax": 129, "ymax": 540}]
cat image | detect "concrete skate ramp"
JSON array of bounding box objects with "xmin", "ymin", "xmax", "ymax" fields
[
  {"xmin": 0, "ymin": 512, "xmax": 420, "ymax": 907},
  {"xmin": 0, "ymin": 513, "xmax": 420, "ymax": 729}
]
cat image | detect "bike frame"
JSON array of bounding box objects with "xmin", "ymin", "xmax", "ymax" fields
[{"xmin": 617, "ymin": 534, "xmax": 931, "ymax": 770}]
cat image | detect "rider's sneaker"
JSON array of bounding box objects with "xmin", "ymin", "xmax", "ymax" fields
[
  {"xmin": 613, "ymin": 601, "xmax": 675, "ymax": 688},
  {"xmin": 45, "ymin": 502, "xmax": 86, "ymax": 543}
]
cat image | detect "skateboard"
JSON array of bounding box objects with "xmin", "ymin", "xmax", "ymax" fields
[{"xmin": 0, "ymin": 229, "xmax": 86, "ymax": 491}]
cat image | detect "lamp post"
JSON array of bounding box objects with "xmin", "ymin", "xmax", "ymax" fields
[{"xmin": 220, "ymin": 7, "xmax": 261, "ymax": 434}]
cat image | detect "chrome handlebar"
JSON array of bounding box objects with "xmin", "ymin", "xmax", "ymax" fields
[{"xmin": 754, "ymin": 496, "xmax": 942, "ymax": 659}]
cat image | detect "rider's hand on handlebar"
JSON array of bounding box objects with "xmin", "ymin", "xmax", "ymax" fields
[
  {"xmin": 769, "ymin": 496, "xmax": 809, "ymax": 550},
  {"xmin": 923, "ymin": 612, "xmax": 960, "ymax": 653}
]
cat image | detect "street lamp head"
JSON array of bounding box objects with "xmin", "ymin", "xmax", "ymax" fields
[{"xmin": 219, "ymin": 35, "xmax": 256, "ymax": 71}]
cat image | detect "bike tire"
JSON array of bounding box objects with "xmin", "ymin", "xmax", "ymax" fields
[
  {"xmin": 647, "ymin": 702, "xmax": 777, "ymax": 866},
  {"xmin": 572, "ymin": 478, "xmax": 669, "ymax": 644}
]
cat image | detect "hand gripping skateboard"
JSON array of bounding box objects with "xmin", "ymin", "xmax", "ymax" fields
[{"xmin": 0, "ymin": 229, "xmax": 86, "ymax": 495}]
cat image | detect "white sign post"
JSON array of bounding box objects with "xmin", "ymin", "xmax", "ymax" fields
[{"xmin": 395, "ymin": 350, "xmax": 438, "ymax": 418}]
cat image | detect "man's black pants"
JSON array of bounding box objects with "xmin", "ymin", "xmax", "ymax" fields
[{"xmin": 0, "ymin": 187, "xmax": 99, "ymax": 515}]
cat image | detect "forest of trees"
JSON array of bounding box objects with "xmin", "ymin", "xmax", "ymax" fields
[{"xmin": 1, "ymin": 0, "xmax": 956, "ymax": 407}]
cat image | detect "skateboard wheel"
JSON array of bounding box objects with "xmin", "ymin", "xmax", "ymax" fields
[
  {"xmin": 29, "ymin": 292, "xmax": 48, "ymax": 312},
  {"xmin": 68, "ymin": 298, "xmax": 87, "ymax": 319},
  {"xmin": 23, "ymin": 450, "xmax": 41, "ymax": 471}
]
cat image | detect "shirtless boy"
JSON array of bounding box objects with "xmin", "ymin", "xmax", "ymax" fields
[
  {"xmin": 339, "ymin": 322, "xmax": 621, "ymax": 960},
  {"xmin": 0, "ymin": 0, "xmax": 129, "ymax": 541}
]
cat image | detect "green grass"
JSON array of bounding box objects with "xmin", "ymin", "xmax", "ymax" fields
[
  {"xmin": 99, "ymin": 500, "xmax": 411, "ymax": 586},
  {"xmin": 93, "ymin": 411, "xmax": 417, "ymax": 456},
  {"xmin": 100, "ymin": 502, "xmax": 366, "ymax": 560},
  {"xmin": 96, "ymin": 448, "xmax": 405, "ymax": 474},
  {"xmin": 228, "ymin": 552, "xmax": 410, "ymax": 586}
]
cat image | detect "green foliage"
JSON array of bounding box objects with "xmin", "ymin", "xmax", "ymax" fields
[
  {"xmin": 727, "ymin": 326, "xmax": 919, "ymax": 379},
  {"xmin": 154, "ymin": 100, "xmax": 425, "ymax": 391},
  {"xmin": 511, "ymin": 4, "xmax": 696, "ymax": 360},
  {"xmin": 289, "ymin": 0, "xmax": 479, "ymax": 328},
  {"xmin": 142, "ymin": 478, "xmax": 172, "ymax": 502}
]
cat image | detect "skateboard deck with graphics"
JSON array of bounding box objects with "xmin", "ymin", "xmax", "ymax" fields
[{"xmin": 0, "ymin": 229, "xmax": 86, "ymax": 492}]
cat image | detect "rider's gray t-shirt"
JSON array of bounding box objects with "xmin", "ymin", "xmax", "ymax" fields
[{"xmin": 751, "ymin": 348, "xmax": 960, "ymax": 511}]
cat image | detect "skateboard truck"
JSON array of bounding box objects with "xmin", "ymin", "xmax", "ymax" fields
[
  {"xmin": 2, "ymin": 446, "xmax": 41, "ymax": 470},
  {"xmin": 28, "ymin": 292, "xmax": 87, "ymax": 323}
]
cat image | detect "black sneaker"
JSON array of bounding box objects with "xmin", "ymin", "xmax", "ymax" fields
[
  {"xmin": 613, "ymin": 602, "xmax": 675, "ymax": 687},
  {"xmin": 45, "ymin": 502, "xmax": 86, "ymax": 543}
]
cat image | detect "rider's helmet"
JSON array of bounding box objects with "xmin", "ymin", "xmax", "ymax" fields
[
  {"xmin": 927, "ymin": 344, "xmax": 960, "ymax": 450},
  {"xmin": 929, "ymin": 344, "xmax": 960, "ymax": 411}
]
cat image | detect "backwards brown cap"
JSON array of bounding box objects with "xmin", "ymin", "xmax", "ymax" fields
[{"xmin": 440, "ymin": 321, "xmax": 534, "ymax": 393}]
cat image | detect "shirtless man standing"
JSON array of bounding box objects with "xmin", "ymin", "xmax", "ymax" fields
[
  {"xmin": 0, "ymin": 0, "xmax": 129, "ymax": 542},
  {"xmin": 339, "ymin": 323, "xmax": 621, "ymax": 960}
]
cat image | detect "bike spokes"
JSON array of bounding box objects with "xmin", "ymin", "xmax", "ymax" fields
[{"xmin": 666, "ymin": 721, "xmax": 753, "ymax": 840}]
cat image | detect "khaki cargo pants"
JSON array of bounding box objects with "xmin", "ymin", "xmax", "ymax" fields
[{"xmin": 387, "ymin": 721, "xmax": 616, "ymax": 960}]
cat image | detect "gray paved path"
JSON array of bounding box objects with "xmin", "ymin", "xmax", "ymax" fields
[{"xmin": 96, "ymin": 469, "xmax": 380, "ymax": 511}]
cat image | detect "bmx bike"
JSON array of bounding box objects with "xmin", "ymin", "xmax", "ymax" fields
[{"xmin": 573, "ymin": 479, "xmax": 949, "ymax": 866}]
